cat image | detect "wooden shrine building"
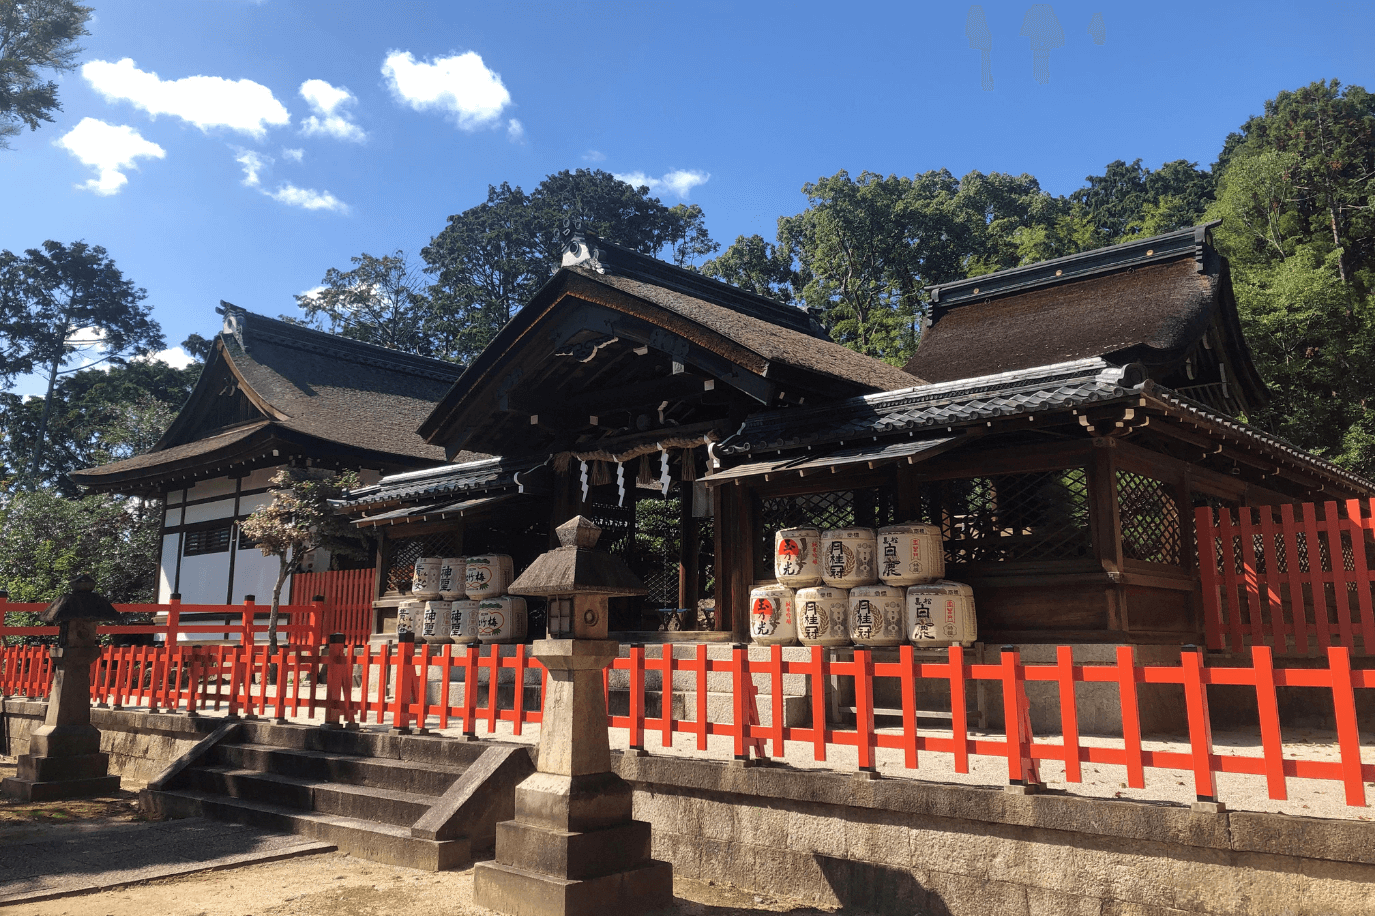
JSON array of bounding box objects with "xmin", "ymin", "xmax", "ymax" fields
[
  {"xmin": 345, "ymin": 222, "xmax": 1375, "ymax": 647},
  {"xmin": 70, "ymin": 304, "xmax": 466, "ymax": 607}
]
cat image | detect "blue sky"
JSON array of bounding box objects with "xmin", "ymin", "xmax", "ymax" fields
[{"xmin": 3, "ymin": 1, "xmax": 1372, "ymax": 395}]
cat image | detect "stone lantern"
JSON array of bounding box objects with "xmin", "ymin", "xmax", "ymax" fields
[
  {"xmin": 474, "ymin": 516, "xmax": 672, "ymax": 916},
  {"xmin": 2, "ymin": 575, "xmax": 121, "ymax": 802},
  {"xmin": 507, "ymin": 515, "xmax": 647, "ymax": 640}
]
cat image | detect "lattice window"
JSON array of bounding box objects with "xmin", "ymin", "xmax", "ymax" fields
[
  {"xmin": 755, "ymin": 489, "xmax": 895, "ymax": 579},
  {"xmin": 632, "ymin": 497, "xmax": 681, "ymax": 608},
  {"xmin": 586, "ymin": 501, "xmax": 634, "ymax": 557},
  {"xmin": 385, "ymin": 531, "xmax": 462, "ymax": 594},
  {"xmin": 1117, "ymin": 470, "xmax": 1182, "ymax": 565},
  {"xmin": 184, "ymin": 526, "xmax": 231, "ymax": 557},
  {"xmin": 920, "ymin": 469, "xmax": 1091, "ymax": 564}
]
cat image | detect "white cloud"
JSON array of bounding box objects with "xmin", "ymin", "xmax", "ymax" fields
[
  {"xmin": 381, "ymin": 50, "xmax": 510, "ymax": 129},
  {"xmin": 506, "ymin": 118, "xmax": 524, "ymax": 142},
  {"xmin": 297, "ymin": 285, "xmax": 326, "ymax": 304},
  {"xmin": 282, "ymin": 147, "xmax": 305, "ymax": 162},
  {"xmin": 82, "ymin": 58, "xmax": 290, "ymax": 138},
  {"xmin": 140, "ymin": 346, "xmax": 197, "ymax": 370},
  {"xmin": 236, "ymin": 148, "xmax": 271, "ymax": 187},
  {"xmin": 234, "ymin": 149, "xmax": 347, "ymax": 213},
  {"xmin": 582, "ymin": 149, "xmax": 606, "ymax": 162},
  {"xmin": 613, "ymin": 168, "xmax": 711, "ymax": 199},
  {"xmin": 266, "ymin": 183, "xmax": 348, "ymax": 213},
  {"xmin": 299, "ymin": 79, "xmax": 365, "ymax": 142},
  {"xmin": 56, "ymin": 118, "xmax": 165, "ymax": 195}
]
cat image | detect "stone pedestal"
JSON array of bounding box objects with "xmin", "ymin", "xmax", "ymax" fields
[
  {"xmin": 474, "ymin": 639, "xmax": 672, "ymax": 916},
  {"xmin": 3, "ymin": 640, "xmax": 119, "ymax": 802}
]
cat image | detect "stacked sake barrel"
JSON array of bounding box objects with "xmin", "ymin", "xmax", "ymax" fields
[
  {"xmin": 400, "ymin": 554, "xmax": 526, "ymax": 644},
  {"xmin": 752, "ymin": 524, "xmax": 977, "ymax": 649}
]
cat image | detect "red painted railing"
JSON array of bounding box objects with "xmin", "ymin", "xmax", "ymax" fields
[
  {"xmin": 0, "ymin": 595, "xmax": 327, "ymax": 647},
  {"xmin": 291, "ymin": 569, "xmax": 373, "ymax": 640},
  {"xmin": 1197, "ymin": 499, "xmax": 1375, "ymax": 655},
  {"xmin": 3, "ymin": 640, "xmax": 1371, "ymax": 808}
]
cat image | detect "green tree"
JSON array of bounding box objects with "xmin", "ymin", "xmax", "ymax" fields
[
  {"xmin": 239, "ymin": 469, "xmax": 366, "ymax": 656},
  {"xmin": 701, "ymin": 233, "xmax": 797, "ymax": 303},
  {"xmin": 0, "ymin": 0, "xmax": 91, "ymax": 149},
  {"xmin": 0, "ymin": 241, "xmax": 163, "ymax": 484},
  {"xmin": 294, "ymin": 250, "xmax": 447, "ymax": 357},
  {"xmin": 0, "ymin": 358, "xmax": 199, "ymax": 492},
  {"xmin": 1071, "ymin": 158, "xmax": 1215, "ymax": 243},
  {"xmin": 1207, "ymin": 80, "xmax": 1375, "ymax": 475},
  {"xmin": 421, "ymin": 170, "xmax": 718, "ymax": 362}
]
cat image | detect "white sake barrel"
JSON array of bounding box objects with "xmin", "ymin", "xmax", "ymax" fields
[
  {"xmin": 477, "ymin": 596, "xmax": 528, "ymax": 644},
  {"xmin": 421, "ymin": 600, "xmax": 452, "ymax": 642},
  {"xmin": 411, "ymin": 557, "xmax": 443, "ymax": 598},
  {"xmin": 749, "ymin": 585, "xmax": 798, "ymax": 646},
  {"xmin": 877, "ymin": 523, "xmax": 945, "ymax": 586},
  {"xmin": 848, "ymin": 584, "xmax": 906, "ymax": 647},
  {"xmin": 774, "ymin": 528, "xmax": 823, "ymax": 587},
  {"xmin": 396, "ymin": 599, "xmax": 421, "ymax": 637},
  {"xmin": 449, "ymin": 599, "xmax": 479, "ymax": 643},
  {"xmin": 906, "ymin": 580, "xmax": 978, "ymax": 647},
  {"xmin": 465, "ymin": 554, "xmax": 514, "ymax": 599},
  {"xmin": 795, "ymin": 586, "xmax": 851, "ymax": 647},
  {"xmin": 820, "ymin": 528, "xmax": 878, "ymax": 588},
  {"xmin": 438, "ymin": 557, "xmax": 467, "ymax": 599}
]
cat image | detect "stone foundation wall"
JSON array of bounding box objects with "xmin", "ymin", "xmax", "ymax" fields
[{"xmin": 615, "ymin": 755, "xmax": 1375, "ymax": 916}]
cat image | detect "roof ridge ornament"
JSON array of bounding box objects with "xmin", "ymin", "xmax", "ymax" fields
[
  {"xmin": 559, "ymin": 214, "xmax": 605, "ymax": 273},
  {"xmin": 217, "ymin": 300, "xmax": 246, "ymax": 349}
]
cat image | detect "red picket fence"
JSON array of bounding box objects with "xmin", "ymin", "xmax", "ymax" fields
[
  {"xmin": 1197, "ymin": 499, "xmax": 1375, "ymax": 656},
  {"xmin": 3, "ymin": 640, "xmax": 1371, "ymax": 808},
  {"xmin": 291, "ymin": 569, "xmax": 374, "ymax": 641},
  {"xmin": 0, "ymin": 595, "xmax": 327, "ymax": 647}
]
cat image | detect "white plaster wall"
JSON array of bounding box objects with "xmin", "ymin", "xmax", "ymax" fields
[
  {"xmin": 231, "ymin": 546, "xmax": 288, "ymax": 605},
  {"xmin": 184, "ymin": 498, "xmax": 236, "ymax": 524},
  {"xmin": 163, "ymin": 508, "xmax": 180, "ymax": 528},
  {"xmin": 187, "ymin": 477, "xmax": 236, "ymax": 501},
  {"xmin": 158, "ymin": 534, "xmax": 179, "ymax": 603},
  {"xmin": 244, "ymin": 467, "xmax": 282, "ymax": 490},
  {"xmin": 177, "ymin": 553, "xmax": 230, "ymax": 605}
]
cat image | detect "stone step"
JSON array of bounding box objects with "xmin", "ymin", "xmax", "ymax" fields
[
  {"xmin": 146, "ymin": 788, "xmax": 469, "ymax": 871},
  {"xmin": 209, "ymin": 742, "xmax": 465, "ymax": 797},
  {"xmin": 231, "ymin": 720, "xmax": 489, "ymax": 769},
  {"xmin": 182, "ymin": 765, "xmax": 434, "ymax": 828}
]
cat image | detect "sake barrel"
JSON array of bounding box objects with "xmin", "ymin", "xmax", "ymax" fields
[
  {"xmin": 848, "ymin": 584, "xmax": 905, "ymax": 647},
  {"xmin": 774, "ymin": 527, "xmax": 823, "ymax": 588},
  {"xmin": 449, "ymin": 599, "xmax": 479, "ymax": 643},
  {"xmin": 748, "ymin": 584, "xmax": 798, "ymax": 646},
  {"xmin": 905, "ymin": 580, "xmax": 978, "ymax": 647},
  {"xmin": 411, "ymin": 557, "xmax": 443, "ymax": 598},
  {"xmin": 396, "ymin": 599, "xmax": 421, "ymax": 637},
  {"xmin": 438, "ymin": 557, "xmax": 467, "ymax": 599},
  {"xmin": 795, "ymin": 586, "xmax": 851, "ymax": 647},
  {"xmin": 820, "ymin": 528, "xmax": 878, "ymax": 588},
  {"xmin": 421, "ymin": 600, "xmax": 452, "ymax": 642},
  {"xmin": 477, "ymin": 596, "xmax": 528, "ymax": 644},
  {"xmin": 877, "ymin": 523, "xmax": 945, "ymax": 586},
  {"xmin": 465, "ymin": 554, "xmax": 514, "ymax": 599}
]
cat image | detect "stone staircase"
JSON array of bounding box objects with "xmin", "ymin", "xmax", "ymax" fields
[{"xmin": 140, "ymin": 720, "xmax": 533, "ymax": 871}]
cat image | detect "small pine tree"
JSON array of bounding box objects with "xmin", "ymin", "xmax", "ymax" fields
[{"xmin": 239, "ymin": 468, "xmax": 366, "ymax": 656}]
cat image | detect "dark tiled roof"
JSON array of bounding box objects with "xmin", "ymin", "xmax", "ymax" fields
[
  {"xmin": 340, "ymin": 456, "xmax": 541, "ymax": 511},
  {"xmin": 69, "ymin": 421, "xmax": 274, "ymax": 479},
  {"xmin": 715, "ymin": 357, "xmax": 1375, "ymax": 494},
  {"xmin": 906, "ymin": 224, "xmax": 1244, "ymax": 384}
]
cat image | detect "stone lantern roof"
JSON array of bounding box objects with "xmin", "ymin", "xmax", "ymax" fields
[
  {"xmin": 39, "ymin": 576, "xmax": 121, "ymax": 624},
  {"xmin": 507, "ymin": 517, "xmax": 646, "ymax": 598}
]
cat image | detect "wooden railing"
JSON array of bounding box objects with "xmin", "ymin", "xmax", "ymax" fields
[
  {"xmin": 0, "ymin": 595, "xmax": 328, "ymax": 647},
  {"xmin": 3, "ymin": 640, "xmax": 1371, "ymax": 809},
  {"xmin": 291, "ymin": 569, "xmax": 374, "ymax": 640},
  {"xmin": 1196, "ymin": 499, "xmax": 1375, "ymax": 656}
]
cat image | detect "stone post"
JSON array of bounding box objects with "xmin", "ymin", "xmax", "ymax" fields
[
  {"xmin": 474, "ymin": 515, "xmax": 672, "ymax": 916},
  {"xmin": 3, "ymin": 576, "xmax": 121, "ymax": 802}
]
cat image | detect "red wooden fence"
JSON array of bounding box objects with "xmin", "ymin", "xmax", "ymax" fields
[
  {"xmin": 0, "ymin": 595, "xmax": 327, "ymax": 647},
  {"xmin": 290, "ymin": 569, "xmax": 373, "ymax": 640},
  {"xmin": 1197, "ymin": 499, "xmax": 1375, "ymax": 655},
  {"xmin": 3, "ymin": 640, "xmax": 1370, "ymax": 808}
]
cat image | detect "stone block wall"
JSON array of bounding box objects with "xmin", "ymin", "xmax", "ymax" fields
[{"xmin": 615, "ymin": 754, "xmax": 1375, "ymax": 916}]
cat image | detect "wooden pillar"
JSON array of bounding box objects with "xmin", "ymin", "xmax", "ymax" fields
[
  {"xmin": 550, "ymin": 464, "xmax": 581, "ymax": 548},
  {"xmin": 678, "ymin": 489, "xmax": 699, "ymax": 629},
  {"xmin": 1088, "ymin": 438, "xmax": 1126, "ymax": 632},
  {"xmin": 712, "ymin": 483, "xmax": 755, "ymax": 639}
]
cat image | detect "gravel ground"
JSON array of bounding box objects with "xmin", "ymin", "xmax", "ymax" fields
[{"xmin": 17, "ymin": 851, "xmax": 833, "ymax": 916}]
